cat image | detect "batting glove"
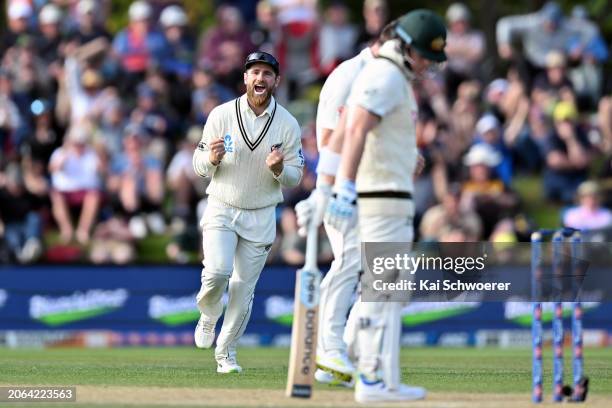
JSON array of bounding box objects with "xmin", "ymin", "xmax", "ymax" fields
[
  {"xmin": 295, "ymin": 183, "xmax": 332, "ymax": 237},
  {"xmin": 325, "ymin": 179, "xmax": 357, "ymax": 234}
]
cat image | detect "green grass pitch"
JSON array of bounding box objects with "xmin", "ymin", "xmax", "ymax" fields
[{"xmin": 0, "ymin": 347, "xmax": 610, "ymax": 407}]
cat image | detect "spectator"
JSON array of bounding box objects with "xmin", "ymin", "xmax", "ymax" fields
[
  {"xmin": 48, "ymin": 124, "xmax": 103, "ymax": 244},
  {"xmin": 496, "ymin": 2, "xmax": 594, "ymax": 88},
  {"xmin": 355, "ymin": 0, "xmax": 388, "ymax": 52},
  {"xmin": 2, "ymin": 35, "xmax": 52, "ymax": 109},
  {"xmin": 89, "ymin": 214, "xmax": 136, "ymax": 264},
  {"xmin": 63, "ymin": 48, "xmax": 119, "ymax": 124},
  {"xmin": 166, "ymin": 126, "xmax": 206, "ymax": 225},
  {"xmin": 543, "ymin": 101, "xmax": 592, "ymax": 203},
  {"xmin": 566, "ymin": 6, "xmax": 609, "ymax": 109},
  {"xmin": 197, "ymin": 5, "xmax": 255, "ymax": 74},
  {"xmin": 444, "ymin": 3, "xmax": 486, "ymax": 101},
  {"xmin": 484, "ymin": 77, "xmax": 533, "ymax": 171},
  {"xmin": 165, "ymin": 127, "xmax": 206, "ymax": 264},
  {"xmin": 414, "ymin": 105, "xmax": 448, "ymax": 223},
  {"xmin": 563, "ymin": 181, "xmax": 612, "ymax": 231},
  {"xmin": 191, "ymin": 63, "xmax": 235, "ymax": 119},
  {"xmin": 250, "ymin": 0, "xmax": 279, "ymax": 54},
  {"xmin": 0, "ymin": 2, "xmax": 33, "ymax": 55},
  {"xmin": 461, "ymin": 144, "xmax": 520, "ymax": 239},
  {"xmin": 67, "ymin": 0, "xmax": 112, "ymax": 45},
  {"xmin": 213, "ymin": 40, "xmax": 247, "ymax": 95},
  {"xmin": 274, "ymin": 0, "xmax": 320, "ymax": 99},
  {"xmin": 420, "ymin": 183, "xmax": 482, "ymax": 242},
  {"xmin": 0, "ymin": 162, "xmax": 43, "ymax": 263},
  {"xmin": 448, "ymin": 80, "xmax": 481, "ymax": 160},
  {"xmin": 129, "ymin": 83, "xmax": 172, "ymax": 164},
  {"xmin": 0, "ymin": 69, "xmax": 23, "ymax": 154},
  {"xmin": 159, "ymin": 5, "xmax": 196, "ymax": 80},
  {"xmin": 532, "ymin": 51, "xmax": 575, "ymax": 112},
  {"xmin": 23, "ymin": 99, "xmax": 60, "ymax": 168},
  {"xmin": 319, "ymin": 1, "xmax": 357, "ymax": 75},
  {"xmin": 474, "ymin": 114, "xmax": 513, "ymax": 186},
  {"xmin": 34, "ymin": 4, "xmax": 64, "ymax": 67},
  {"xmin": 107, "ymin": 126, "xmax": 165, "ymax": 239},
  {"xmin": 112, "ymin": 1, "xmax": 167, "ymax": 91}
]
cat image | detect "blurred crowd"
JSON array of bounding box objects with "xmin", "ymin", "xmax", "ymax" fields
[{"xmin": 0, "ymin": 0, "xmax": 611, "ymax": 265}]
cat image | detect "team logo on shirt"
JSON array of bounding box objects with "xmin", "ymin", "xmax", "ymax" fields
[
  {"xmin": 223, "ymin": 135, "xmax": 234, "ymax": 153},
  {"xmin": 297, "ymin": 148, "xmax": 304, "ymax": 166},
  {"xmin": 197, "ymin": 141, "xmax": 207, "ymax": 151}
]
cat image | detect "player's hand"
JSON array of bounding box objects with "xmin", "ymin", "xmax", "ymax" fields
[
  {"xmin": 266, "ymin": 149, "xmax": 284, "ymax": 177},
  {"xmin": 324, "ymin": 180, "xmax": 357, "ymax": 234},
  {"xmin": 209, "ymin": 138, "xmax": 226, "ymax": 165},
  {"xmin": 295, "ymin": 184, "xmax": 332, "ymax": 237}
]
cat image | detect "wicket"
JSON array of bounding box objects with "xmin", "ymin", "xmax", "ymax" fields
[{"xmin": 531, "ymin": 228, "xmax": 586, "ymax": 403}]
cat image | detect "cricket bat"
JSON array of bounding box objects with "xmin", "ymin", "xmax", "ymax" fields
[{"xmin": 285, "ymin": 220, "xmax": 321, "ymax": 398}]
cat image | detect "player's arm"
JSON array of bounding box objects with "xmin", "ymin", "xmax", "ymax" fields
[
  {"xmin": 193, "ymin": 109, "xmax": 223, "ymax": 178},
  {"xmin": 323, "ymin": 106, "xmax": 379, "ymax": 234},
  {"xmin": 317, "ymin": 109, "xmax": 348, "ymax": 187},
  {"xmin": 337, "ymin": 106, "xmax": 379, "ymax": 183}
]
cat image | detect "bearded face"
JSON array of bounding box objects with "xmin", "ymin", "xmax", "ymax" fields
[{"xmin": 244, "ymin": 63, "xmax": 279, "ymax": 108}]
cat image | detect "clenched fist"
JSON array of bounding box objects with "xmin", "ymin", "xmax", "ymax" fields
[
  {"xmin": 266, "ymin": 149, "xmax": 284, "ymax": 177},
  {"xmin": 209, "ymin": 138, "xmax": 226, "ymax": 165}
]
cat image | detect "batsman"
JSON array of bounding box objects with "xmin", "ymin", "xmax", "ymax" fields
[{"xmin": 325, "ymin": 10, "xmax": 447, "ymax": 403}]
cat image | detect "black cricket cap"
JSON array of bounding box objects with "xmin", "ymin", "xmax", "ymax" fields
[{"xmin": 244, "ymin": 51, "xmax": 280, "ymax": 75}]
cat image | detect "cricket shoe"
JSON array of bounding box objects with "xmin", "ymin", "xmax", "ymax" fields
[
  {"xmin": 355, "ymin": 374, "xmax": 426, "ymax": 403},
  {"xmin": 316, "ymin": 350, "xmax": 355, "ymax": 382},
  {"xmin": 216, "ymin": 357, "xmax": 242, "ymax": 374},
  {"xmin": 314, "ymin": 369, "xmax": 355, "ymax": 388},
  {"xmin": 194, "ymin": 314, "xmax": 216, "ymax": 349}
]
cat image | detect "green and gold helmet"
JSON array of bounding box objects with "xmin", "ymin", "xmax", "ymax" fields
[{"xmin": 395, "ymin": 9, "xmax": 447, "ymax": 62}]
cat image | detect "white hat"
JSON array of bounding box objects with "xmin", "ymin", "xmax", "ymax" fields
[
  {"xmin": 76, "ymin": 0, "xmax": 96, "ymax": 15},
  {"xmin": 39, "ymin": 4, "xmax": 62, "ymax": 25},
  {"xmin": 128, "ymin": 1, "xmax": 152, "ymax": 21},
  {"xmin": 160, "ymin": 5, "xmax": 187, "ymax": 27},
  {"xmin": 446, "ymin": 2, "xmax": 470, "ymax": 23},
  {"xmin": 463, "ymin": 144, "xmax": 502, "ymax": 167},
  {"xmin": 476, "ymin": 114, "xmax": 500, "ymax": 135},
  {"xmin": 8, "ymin": 3, "xmax": 33, "ymax": 20}
]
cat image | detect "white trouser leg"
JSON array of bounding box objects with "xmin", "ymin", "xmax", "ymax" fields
[
  {"xmin": 215, "ymin": 236, "xmax": 271, "ymax": 360},
  {"xmin": 381, "ymin": 302, "xmax": 402, "ymax": 390},
  {"xmin": 344, "ymin": 298, "xmax": 360, "ymax": 361},
  {"xmin": 357, "ymin": 211, "xmax": 413, "ymax": 388},
  {"xmin": 318, "ymin": 221, "xmax": 360, "ymax": 355},
  {"xmin": 196, "ymin": 227, "xmax": 237, "ymax": 321}
]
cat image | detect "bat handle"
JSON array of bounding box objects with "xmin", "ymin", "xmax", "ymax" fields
[{"xmin": 304, "ymin": 220, "xmax": 318, "ymax": 271}]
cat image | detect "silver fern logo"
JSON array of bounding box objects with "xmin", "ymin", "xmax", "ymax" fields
[{"xmin": 223, "ymin": 135, "xmax": 234, "ymax": 152}]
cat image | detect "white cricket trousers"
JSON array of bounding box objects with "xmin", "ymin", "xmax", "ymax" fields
[
  {"xmin": 196, "ymin": 198, "xmax": 275, "ymax": 362},
  {"xmin": 317, "ymin": 220, "xmax": 360, "ymax": 355},
  {"xmin": 356, "ymin": 204, "xmax": 413, "ymax": 390}
]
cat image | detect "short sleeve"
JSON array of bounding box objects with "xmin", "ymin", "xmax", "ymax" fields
[{"xmin": 346, "ymin": 61, "xmax": 405, "ymax": 117}]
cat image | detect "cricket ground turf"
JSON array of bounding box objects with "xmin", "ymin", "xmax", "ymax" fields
[{"xmin": 0, "ymin": 347, "xmax": 610, "ymax": 407}]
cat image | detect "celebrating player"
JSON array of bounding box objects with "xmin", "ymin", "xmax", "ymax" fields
[
  {"xmin": 192, "ymin": 51, "xmax": 304, "ymax": 374},
  {"xmin": 325, "ymin": 9, "xmax": 447, "ymax": 402}
]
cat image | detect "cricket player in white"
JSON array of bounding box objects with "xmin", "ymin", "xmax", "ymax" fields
[
  {"xmin": 294, "ymin": 24, "xmax": 397, "ymax": 386},
  {"xmin": 325, "ymin": 10, "xmax": 447, "ymax": 403},
  {"xmin": 192, "ymin": 51, "xmax": 303, "ymax": 373}
]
